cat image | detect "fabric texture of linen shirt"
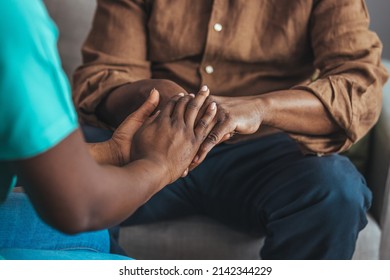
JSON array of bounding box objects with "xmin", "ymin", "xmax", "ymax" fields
[
  {"xmin": 73, "ymin": 0, "xmax": 389, "ymax": 154},
  {"xmin": 0, "ymin": 0, "xmax": 78, "ymax": 202}
]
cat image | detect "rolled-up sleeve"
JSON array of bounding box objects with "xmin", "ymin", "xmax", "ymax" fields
[
  {"xmin": 72, "ymin": 0, "xmax": 151, "ymax": 127},
  {"xmin": 290, "ymin": 0, "xmax": 388, "ymax": 154}
]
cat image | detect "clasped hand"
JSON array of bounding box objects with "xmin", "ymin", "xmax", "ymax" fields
[
  {"xmin": 188, "ymin": 94, "xmax": 264, "ymax": 170},
  {"xmin": 130, "ymin": 87, "xmax": 217, "ymax": 184},
  {"xmin": 109, "ymin": 85, "xmax": 263, "ymax": 183}
]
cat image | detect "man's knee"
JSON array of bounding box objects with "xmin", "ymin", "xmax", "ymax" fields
[{"xmin": 305, "ymin": 155, "xmax": 372, "ymax": 227}]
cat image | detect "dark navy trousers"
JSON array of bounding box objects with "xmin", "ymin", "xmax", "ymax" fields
[{"xmin": 84, "ymin": 126, "xmax": 372, "ymax": 259}]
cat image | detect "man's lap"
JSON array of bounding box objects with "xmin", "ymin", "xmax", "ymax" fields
[
  {"xmin": 82, "ymin": 126, "xmax": 371, "ymax": 258},
  {"xmin": 121, "ymin": 133, "xmax": 371, "ymax": 233}
]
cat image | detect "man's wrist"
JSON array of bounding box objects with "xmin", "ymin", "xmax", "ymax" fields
[{"xmin": 254, "ymin": 94, "xmax": 271, "ymax": 127}]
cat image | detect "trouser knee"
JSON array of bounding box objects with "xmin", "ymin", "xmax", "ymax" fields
[{"xmin": 303, "ymin": 155, "xmax": 371, "ymax": 231}]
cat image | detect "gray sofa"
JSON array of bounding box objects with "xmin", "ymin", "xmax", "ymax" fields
[{"xmin": 44, "ymin": 0, "xmax": 390, "ymax": 259}]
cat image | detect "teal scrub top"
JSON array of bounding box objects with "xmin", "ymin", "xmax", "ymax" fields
[{"xmin": 0, "ymin": 0, "xmax": 78, "ymax": 202}]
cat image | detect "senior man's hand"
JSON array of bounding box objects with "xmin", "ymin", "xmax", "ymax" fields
[
  {"xmin": 97, "ymin": 79, "xmax": 189, "ymax": 128},
  {"xmin": 189, "ymin": 92, "xmax": 264, "ymax": 170}
]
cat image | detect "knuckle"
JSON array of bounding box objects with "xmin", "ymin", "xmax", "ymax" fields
[
  {"xmin": 169, "ymin": 97, "xmax": 179, "ymax": 103},
  {"xmin": 195, "ymin": 131, "xmax": 208, "ymax": 142},
  {"xmin": 170, "ymin": 117, "xmax": 180, "ymax": 126},
  {"xmin": 223, "ymin": 111, "xmax": 232, "ymax": 121},
  {"xmin": 205, "ymin": 96, "xmax": 215, "ymax": 104},
  {"xmin": 207, "ymin": 132, "xmax": 219, "ymax": 144},
  {"xmin": 177, "ymin": 96, "xmax": 188, "ymax": 103},
  {"xmin": 219, "ymin": 111, "xmax": 232, "ymax": 123},
  {"xmin": 187, "ymin": 101, "xmax": 199, "ymax": 110},
  {"xmin": 198, "ymin": 119, "xmax": 209, "ymax": 129},
  {"xmin": 198, "ymin": 146, "xmax": 209, "ymax": 155},
  {"xmin": 216, "ymin": 107, "xmax": 225, "ymax": 117}
]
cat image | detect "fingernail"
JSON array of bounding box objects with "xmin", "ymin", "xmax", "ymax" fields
[
  {"xmin": 210, "ymin": 102, "xmax": 216, "ymax": 110},
  {"xmin": 150, "ymin": 88, "xmax": 157, "ymax": 95},
  {"xmin": 189, "ymin": 93, "xmax": 195, "ymax": 98},
  {"xmin": 201, "ymin": 85, "xmax": 208, "ymax": 92},
  {"xmin": 178, "ymin": 92, "xmax": 185, "ymax": 96}
]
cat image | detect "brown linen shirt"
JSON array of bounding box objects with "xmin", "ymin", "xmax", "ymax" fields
[{"xmin": 73, "ymin": 0, "xmax": 389, "ymax": 154}]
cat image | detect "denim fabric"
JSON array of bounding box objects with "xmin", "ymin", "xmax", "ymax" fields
[
  {"xmin": 122, "ymin": 132, "xmax": 372, "ymax": 259},
  {"xmin": 0, "ymin": 248, "xmax": 131, "ymax": 260},
  {"xmin": 83, "ymin": 125, "xmax": 372, "ymax": 259},
  {"xmin": 81, "ymin": 125, "xmax": 127, "ymax": 256},
  {"xmin": 0, "ymin": 192, "xmax": 129, "ymax": 259}
]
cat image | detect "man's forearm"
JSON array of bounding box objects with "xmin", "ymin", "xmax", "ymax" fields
[
  {"xmin": 96, "ymin": 79, "xmax": 187, "ymax": 127},
  {"xmin": 256, "ymin": 89, "xmax": 340, "ymax": 135}
]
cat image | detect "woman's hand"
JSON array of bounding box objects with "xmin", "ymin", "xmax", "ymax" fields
[
  {"xmin": 89, "ymin": 90, "xmax": 160, "ymax": 166},
  {"xmin": 107, "ymin": 89, "xmax": 160, "ymax": 165},
  {"xmin": 131, "ymin": 86, "xmax": 217, "ymax": 184}
]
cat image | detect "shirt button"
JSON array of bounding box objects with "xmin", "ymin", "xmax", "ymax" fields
[
  {"xmin": 213, "ymin": 23, "xmax": 223, "ymax": 32},
  {"xmin": 205, "ymin": 65, "xmax": 214, "ymax": 74}
]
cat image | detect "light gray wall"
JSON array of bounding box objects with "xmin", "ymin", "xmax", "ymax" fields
[{"xmin": 366, "ymin": 0, "xmax": 390, "ymax": 59}]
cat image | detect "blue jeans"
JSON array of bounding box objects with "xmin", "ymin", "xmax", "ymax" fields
[
  {"xmin": 122, "ymin": 133, "xmax": 372, "ymax": 259},
  {"xmin": 83, "ymin": 125, "xmax": 372, "ymax": 259},
  {"xmin": 0, "ymin": 192, "xmax": 130, "ymax": 260}
]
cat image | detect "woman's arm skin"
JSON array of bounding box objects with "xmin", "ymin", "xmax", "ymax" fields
[{"xmin": 14, "ymin": 88, "xmax": 217, "ymax": 234}]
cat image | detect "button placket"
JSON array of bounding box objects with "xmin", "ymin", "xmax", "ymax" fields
[{"xmin": 200, "ymin": 0, "xmax": 225, "ymax": 85}]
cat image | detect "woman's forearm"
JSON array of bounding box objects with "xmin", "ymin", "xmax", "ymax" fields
[
  {"xmin": 17, "ymin": 130, "xmax": 169, "ymax": 234},
  {"xmin": 87, "ymin": 142, "xmax": 117, "ymax": 165},
  {"xmin": 85, "ymin": 159, "xmax": 170, "ymax": 231}
]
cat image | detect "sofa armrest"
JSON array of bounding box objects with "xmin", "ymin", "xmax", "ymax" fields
[
  {"xmin": 380, "ymin": 169, "xmax": 390, "ymax": 259},
  {"xmin": 367, "ymin": 60, "xmax": 390, "ymax": 259}
]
